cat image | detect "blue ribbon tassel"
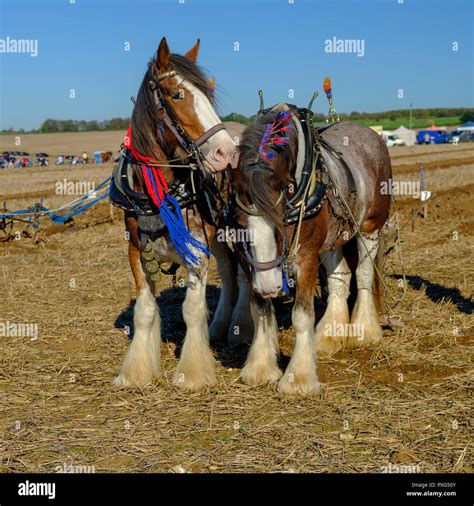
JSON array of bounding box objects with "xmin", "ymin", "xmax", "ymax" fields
[{"xmin": 146, "ymin": 166, "xmax": 209, "ymax": 266}]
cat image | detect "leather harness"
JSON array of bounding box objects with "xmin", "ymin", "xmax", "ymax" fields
[
  {"xmin": 110, "ymin": 68, "xmax": 228, "ymax": 250},
  {"xmin": 232, "ymin": 103, "xmax": 356, "ymax": 277}
]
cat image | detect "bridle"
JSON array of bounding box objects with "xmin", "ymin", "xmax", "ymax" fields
[
  {"xmin": 239, "ymin": 234, "xmax": 287, "ymax": 273},
  {"xmin": 147, "ymin": 69, "xmax": 226, "ymax": 173},
  {"xmin": 231, "ymin": 161, "xmax": 289, "ymax": 278},
  {"xmin": 110, "ymin": 65, "xmax": 231, "ymax": 250},
  {"xmin": 233, "ymin": 161, "xmax": 284, "ymax": 216},
  {"xmin": 231, "ymin": 107, "xmax": 330, "ymax": 287}
]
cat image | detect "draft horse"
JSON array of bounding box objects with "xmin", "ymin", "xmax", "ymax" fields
[
  {"xmin": 111, "ymin": 38, "xmax": 250, "ymax": 391},
  {"xmin": 231, "ymin": 104, "xmax": 392, "ymax": 395}
]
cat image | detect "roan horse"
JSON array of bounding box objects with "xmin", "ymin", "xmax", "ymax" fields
[
  {"xmin": 231, "ymin": 104, "xmax": 391, "ymax": 395},
  {"xmin": 111, "ymin": 38, "xmax": 250, "ymax": 391}
]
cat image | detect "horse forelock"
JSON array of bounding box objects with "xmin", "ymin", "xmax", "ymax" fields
[
  {"xmin": 238, "ymin": 111, "xmax": 297, "ymax": 233},
  {"xmin": 130, "ymin": 53, "xmax": 214, "ymax": 163}
]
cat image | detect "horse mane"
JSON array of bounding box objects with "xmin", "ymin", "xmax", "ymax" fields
[
  {"xmin": 238, "ymin": 109, "xmax": 297, "ymax": 232},
  {"xmin": 130, "ymin": 53, "xmax": 214, "ymax": 161}
]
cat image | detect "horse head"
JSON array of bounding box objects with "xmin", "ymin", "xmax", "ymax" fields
[
  {"xmin": 131, "ymin": 37, "xmax": 236, "ymax": 175},
  {"xmin": 232, "ymin": 108, "xmax": 297, "ymax": 299}
]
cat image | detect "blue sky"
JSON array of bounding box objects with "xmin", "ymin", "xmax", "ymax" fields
[{"xmin": 0, "ymin": 0, "xmax": 472, "ymax": 130}]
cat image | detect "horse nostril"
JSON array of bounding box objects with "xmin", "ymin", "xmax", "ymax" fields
[
  {"xmin": 214, "ymin": 146, "xmax": 234, "ymax": 161},
  {"xmin": 215, "ymin": 148, "xmax": 225, "ymax": 160}
]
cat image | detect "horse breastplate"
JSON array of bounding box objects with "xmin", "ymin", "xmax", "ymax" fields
[
  {"xmin": 110, "ymin": 150, "xmax": 199, "ymax": 240},
  {"xmin": 110, "ymin": 149, "xmax": 222, "ymax": 243}
]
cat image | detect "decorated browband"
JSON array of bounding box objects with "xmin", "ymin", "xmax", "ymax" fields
[{"xmin": 258, "ymin": 111, "xmax": 292, "ymax": 160}]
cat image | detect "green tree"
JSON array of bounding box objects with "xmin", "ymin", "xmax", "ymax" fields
[
  {"xmin": 40, "ymin": 119, "xmax": 60, "ymax": 133},
  {"xmin": 220, "ymin": 113, "xmax": 252, "ymax": 125},
  {"xmin": 87, "ymin": 120, "xmax": 100, "ymax": 131},
  {"xmin": 460, "ymin": 110, "xmax": 474, "ymax": 123}
]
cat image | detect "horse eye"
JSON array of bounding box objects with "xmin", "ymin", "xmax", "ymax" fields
[{"xmin": 171, "ymin": 91, "xmax": 184, "ymax": 100}]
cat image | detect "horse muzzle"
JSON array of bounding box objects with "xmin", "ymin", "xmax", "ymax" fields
[
  {"xmin": 255, "ymin": 287, "xmax": 281, "ymax": 299},
  {"xmin": 253, "ymin": 269, "xmax": 282, "ymax": 299}
]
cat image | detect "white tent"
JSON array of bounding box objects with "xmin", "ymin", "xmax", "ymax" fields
[
  {"xmin": 457, "ymin": 121, "xmax": 474, "ymax": 131},
  {"xmin": 394, "ymin": 125, "xmax": 416, "ymax": 146}
]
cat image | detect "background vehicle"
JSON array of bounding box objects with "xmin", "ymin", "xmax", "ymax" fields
[
  {"xmin": 381, "ymin": 131, "xmax": 405, "ymax": 147},
  {"xmin": 417, "ymin": 129, "xmax": 449, "ymax": 144}
]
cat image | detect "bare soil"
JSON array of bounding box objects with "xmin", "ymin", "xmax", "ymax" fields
[{"xmin": 0, "ymin": 137, "xmax": 472, "ymax": 473}]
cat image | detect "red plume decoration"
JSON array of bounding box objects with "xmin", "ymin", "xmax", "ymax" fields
[{"xmin": 258, "ymin": 111, "xmax": 292, "ymax": 160}]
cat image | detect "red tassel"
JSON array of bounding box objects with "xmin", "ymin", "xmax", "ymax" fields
[{"xmin": 125, "ymin": 126, "xmax": 168, "ymax": 206}]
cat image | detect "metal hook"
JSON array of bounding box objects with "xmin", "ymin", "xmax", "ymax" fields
[
  {"xmin": 257, "ymin": 89, "xmax": 265, "ymax": 116},
  {"xmin": 307, "ymin": 91, "xmax": 318, "ymax": 112}
]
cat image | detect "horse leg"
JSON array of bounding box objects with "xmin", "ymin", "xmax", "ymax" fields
[
  {"xmin": 209, "ymin": 240, "xmax": 238, "ymax": 341},
  {"xmin": 228, "ymin": 266, "xmax": 254, "ymax": 345},
  {"xmin": 173, "ymin": 262, "xmax": 217, "ymax": 391},
  {"xmin": 315, "ymin": 247, "xmax": 351, "ymax": 355},
  {"xmin": 278, "ymin": 258, "xmax": 322, "ymax": 396},
  {"xmin": 240, "ymin": 296, "xmax": 281, "ymax": 387},
  {"xmin": 348, "ymin": 231, "xmax": 383, "ymax": 347},
  {"xmin": 373, "ymin": 233, "xmax": 386, "ymax": 315},
  {"xmin": 113, "ymin": 240, "xmax": 161, "ymax": 387}
]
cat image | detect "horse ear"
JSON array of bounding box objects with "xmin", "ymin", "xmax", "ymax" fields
[
  {"xmin": 156, "ymin": 37, "xmax": 171, "ymax": 69},
  {"xmin": 185, "ymin": 38, "xmax": 200, "ymax": 63}
]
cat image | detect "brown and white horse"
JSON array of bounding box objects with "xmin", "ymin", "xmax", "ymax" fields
[
  {"xmin": 113, "ymin": 38, "xmax": 250, "ymax": 391},
  {"xmin": 231, "ymin": 105, "xmax": 392, "ymax": 395}
]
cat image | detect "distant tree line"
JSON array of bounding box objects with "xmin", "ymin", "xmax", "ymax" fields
[
  {"xmin": 1, "ymin": 109, "xmax": 472, "ymax": 134},
  {"xmin": 342, "ymin": 108, "xmax": 473, "ymax": 122},
  {"xmin": 220, "ymin": 112, "xmax": 329, "ymax": 124},
  {"xmin": 221, "ymin": 109, "xmax": 473, "ymax": 125},
  {"xmin": 37, "ymin": 117, "xmax": 131, "ymax": 133}
]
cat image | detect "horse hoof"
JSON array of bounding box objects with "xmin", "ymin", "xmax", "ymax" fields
[
  {"xmin": 345, "ymin": 329, "xmax": 382, "ymax": 348},
  {"xmin": 277, "ymin": 372, "xmax": 323, "ymax": 396},
  {"xmin": 112, "ymin": 373, "xmax": 151, "ymax": 388},
  {"xmin": 112, "ymin": 375, "xmax": 129, "ymax": 387},
  {"xmin": 227, "ymin": 328, "xmax": 253, "ymax": 346},
  {"xmin": 209, "ymin": 319, "xmax": 230, "ymax": 342},
  {"xmin": 240, "ymin": 363, "xmax": 282, "ymax": 387},
  {"xmin": 315, "ymin": 334, "xmax": 343, "ymax": 356},
  {"xmin": 172, "ymin": 371, "xmax": 217, "ymax": 392},
  {"xmin": 228, "ymin": 314, "xmax": 254, "ymax": 346}
]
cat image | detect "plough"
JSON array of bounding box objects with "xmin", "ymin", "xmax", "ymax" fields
[{"xmin": 0, "ymin": 177, "xmax": 112, "ymax": 242}]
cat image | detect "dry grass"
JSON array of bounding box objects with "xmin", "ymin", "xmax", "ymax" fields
[
  {"xmin": 0, "ymin": 142, "xmax": 472, "ymax": 474},
  {"xmin": 0, "ymin": 131, "xmax": 124, "ymax": 156}
]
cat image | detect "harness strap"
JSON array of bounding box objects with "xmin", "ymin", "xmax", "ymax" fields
[
  {"xmin": 151, "ymin": 84, "xmax": 226, "ymax": 161},
  {"xmin": 156, "ymin": 100, "xmax": 191, "ymax": 152},
  {"xmin": 241, "ymin": 240, "xmax": 286, "ymax": 271},
  {"xmin": 194, "ymin": 123, "xmax": 226, "ymax": 147},
  {"xmin": 234, "ymin": 191, "xmax": 284, "ymax": 216}
]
